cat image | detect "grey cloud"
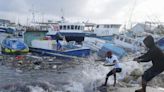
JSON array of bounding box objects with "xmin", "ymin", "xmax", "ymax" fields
[
  {"xmin": 24, "ymin": 0, "xmax": 87, "ymax": 17},
  {"xmin": 96, "ymin": 0, "xmax": 134, "ymax": 18},
  {"xmin": 0, "ymin": 0, "xmax": 29, "ymax": 13},
  {"xmin": 0, "ymin": 0, "xmax": 141, "ymax": 24}
]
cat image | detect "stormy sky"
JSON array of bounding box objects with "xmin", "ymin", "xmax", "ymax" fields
[{"xmin": 0, "ymin": 0, "xmax": 164, "ymax": 25}]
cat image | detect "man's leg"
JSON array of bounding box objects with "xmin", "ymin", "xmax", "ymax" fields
[
  {"xmin": 142, "ymin": 79, "xmax": 147, "ymax": 92},
  {"xmin": 103, "ymin": 69, "xmax": 115, "ymax": 86},
  {"xmin": 113, "ymin": 73, "xmax": 116, "ymax": 87},
  {"xmin": 113, "ymin": 68, "xmax": 122, "ymax": 86},
  {"xmin": 135, "ymin": 67, "xmax": 162, "ymax": 92}
]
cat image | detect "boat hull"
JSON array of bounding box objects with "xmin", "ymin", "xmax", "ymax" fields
[
  {"xmin": 1, "ymin": 47, "xmax": 29, "ymax": 54},
  {"xmin": 1, "ymin": 38, "xmax": 29, "ymax": 54},
  {"xmin": 29, "ymin": 47, "xmax": 90, "ymax": 58}
]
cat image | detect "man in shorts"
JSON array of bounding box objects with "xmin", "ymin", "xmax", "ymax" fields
[
  {"xmin": 102, "ymin": 51, "xmax": 122, "ymax": 87},
  {"xmin": 134, "ymin": 35, "xmax": 164, "ymax": 92}
]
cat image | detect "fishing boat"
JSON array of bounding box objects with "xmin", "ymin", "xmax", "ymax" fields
[
  {"xmin": 113, "ymin": 34, "xmax": 144, "ymax": 52},
  {"xmin": 34, "ymin": 17, "xmax": 86, "ymax": 43},
  {"xmin": 1, "ymin": 37, "xmax": 29, "ymax": 54},
  {"xmin": 47, "ymin": 22, "xmax": 85, "ymax": 43},
  {"xmin": 24, "ymin": 30, "xmax": 90, "ymax": 58},
  {"xmin": 30, "ymin": 39, "xmax": 90, "ymax": 58},
  {"xmin": 93, "ymin": 24, "xmax": 121, "ymax": 37},
  {"xmin": 98, "ymin": 43, "xmax": 126, "ymax": 59},
  {"xmin": 0, "ymin": 26, "xmax": 16, "ymax": 34},
  {"xmin": 83, "ymin": 37, "xmax": 106, "ymax": 51}
]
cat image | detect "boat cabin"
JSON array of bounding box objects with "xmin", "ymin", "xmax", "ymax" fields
[{"xmin": 94, "ymin": 24, "xmax": 121, "ymax": 36}]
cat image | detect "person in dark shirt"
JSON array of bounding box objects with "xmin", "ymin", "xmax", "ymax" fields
[
  {"xmin": 133, "ymin": 35, "xmax": 164, "ymax": 92},
  {"xmin": 56, "ymin": 39, "xmax": 62, "ymax": 50}
]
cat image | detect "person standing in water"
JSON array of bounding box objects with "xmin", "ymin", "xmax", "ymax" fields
[
  {"xmin": 133, "ymin": 35, "xmax": 164, "ymax": 92},
  {"xmin": 102, "ymin": 51, "xmax": 122, "ymax": 86}
]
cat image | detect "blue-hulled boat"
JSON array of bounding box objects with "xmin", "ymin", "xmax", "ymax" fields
[
  {"xmin": 98, "ymin": 43, "xmax": 126, "ymax": 59},
  {"xmin": 156, "ymin": 37, "xmax": 164, "ymax": 51},
  {"xmin": 1, "ymin": 38, "xmax": 29, "ymax": 54},
  {"xmin": 0, "ymin": 27, "xmax": 16, "ymax": 34},
  {"xmin": 23, "ymin": 30, "xmax": 90, "ymax": 58},
  {"xmin": 30, "ymin": 39, "xmax": 90, "ymax": 58}
]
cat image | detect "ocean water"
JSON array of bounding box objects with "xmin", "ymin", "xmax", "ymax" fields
[
  {"xmin": 0, "ymin": 33, "xmax": 163, "ymax": 92},
  {"xmin": 0, "ymin": 52, "xmax": 145, "ymax": 92}
]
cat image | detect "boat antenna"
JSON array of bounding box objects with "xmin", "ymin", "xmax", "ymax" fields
[
  {"xmin": 29, "ymin": 5, "xmax": 37, "ymax": 23},
  {"xmin": 128, "ymin": 0, "xmax": 137, "ymax": 30},
  {"xmin": 60, "ymin": 8, "xmax": 65, "ymax": 22},
  {"xmin": 26, "ymin": 17, "xmax": 29, "ymax": 26}
]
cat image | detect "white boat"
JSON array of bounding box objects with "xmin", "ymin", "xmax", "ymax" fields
[
  {"xmin": 93, "ymin": 24, "xmax": 121, "ymax": 36},
  {"xmin": 83, "ymin": 37, "xmax": 106, "ymax": 51},
  {"xmin": 113, "ymin": 34, "xmax": 144, "ymax": 52},
  {"xmin": 24, "ymin": 29, "xmax": 90, "ymax": 58},
  {"xmin": 32, "ymin": 17, "xmax": 85, "ymax": 43},
  {"xmin": 47, "ymin": 22, "xmax": 85, "ymax": 43}
]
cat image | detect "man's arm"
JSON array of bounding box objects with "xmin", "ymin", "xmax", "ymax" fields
[
  {"xmin": 134, "ymin": 50, "xmax": 151, "ymax": 62},
  {"xmin": 103, "ymin": 60, "xmax": 116, "ymax": 66}
]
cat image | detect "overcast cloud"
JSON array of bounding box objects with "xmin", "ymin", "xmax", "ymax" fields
[{"xmin": 0, "ymin": 0, "xmax": 164, "ymax": 25}]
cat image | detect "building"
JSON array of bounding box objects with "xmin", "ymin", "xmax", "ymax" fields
[{"xmin": 0, "ymin": 19, "xmax": 10, "ymax": 26}]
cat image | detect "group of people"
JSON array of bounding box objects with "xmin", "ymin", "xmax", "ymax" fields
[{"xmin": 102, "ymin": 35, "xmax": 164, "ymax": 92}]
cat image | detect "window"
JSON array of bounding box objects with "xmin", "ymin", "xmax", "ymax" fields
[
  {"xmin": 96, "ymin": 25, "xmax": 99, "ymax": 28},
  {"xmin": 71, "ymin": 25, "xmax": 74, "ymax": 30},
  {"xmin": 78, "ymin": 26, "xmax": 80, "ymax": 30},
  {"xmin": 104, "ymin": 25, "xmax": 106, "ymax": 28},
  {"xmin": 120, "ymin": 37, "xmax": 124, "ymax": 41},
  {"xmin": 111, "ymin": 25, "xmax": 120, "ymax": 28},
  {"xmin": 67, "ymin": 26, "xmax": 70, "ymax": 30},
  {"xmin": 75, "ymin": 26, "xmax": 78, "ymax": 30},
  {"xmin": 116, "ymin": 36, "xmax": 119, "ymax": 39},
  {"xmin": 128, "ymin": 39, "xmax": 132, "ymax": 44},
  {"xmin": 63, "ymin": 25, "xmax": 66, "ymax": 30},
  {"xmin": 124, "ymin": 39, "xmax": 128, "ymax": 42},
  {"xmin": 60, "ymin": 26, "xmax": 62, "ymax": 30},
  {"xmin": 107, "ymin": 25, "xmax": 110, "ymax": 28}
]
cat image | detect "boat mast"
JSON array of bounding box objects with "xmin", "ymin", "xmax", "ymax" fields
[
  {"xmin": 29, "ymin": 5, "xmax": 38, "ymax": 23},
  {"xmin": 128, "ymin": 0, "xmax": 137, "ymax": 31},
  {"xmin": 60, "ymin": 8, "xmax": 65, "ymax": 22}
]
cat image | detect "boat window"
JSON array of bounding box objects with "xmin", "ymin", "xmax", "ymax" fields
[
  {"xmin": 111, "ymin": 25, "xmax": 120, "ymax": 28},
  {"xmin": 60, "ymin": 26, "xmax": 62, "ymax": 30},
  {"xmin": 67, "ymin": 26, "xmax": 70, "ymax": 30},
  {"xmin": 78, "ymin": 26, "xmax": 80, "ymax": 30},
  {"xmin": 96, "ymin": 25, "xmax": 99, "ymax": 28},
  {"xmin": 128, "ymin": 39, "xmax": 132, "ymax": 44},
  {"xmin": 124, "ymin": 39, "xmax": 128, "ymax": 42},
  {"xmin": 75, "ymin": 26, "xmax": 78, "ymax": 30},
  {"xmin": 12, "ymin": 40, "xmax": 16, "ymax": 43},
  {"xmin": 71, "ymin": 25, "xmax": 74, "ymax": 30},
  {"xmin": 63, "ymin": 25, "xmax": 66, "ymax": 30},
  {"xmin": 116, "ymin": 36, "xmax": 119, "ymax": 39},
  {"xmin": 107, "ymin": 25, "xmax": 110, "ymax": 28},
  {"xmin": 120, "ymin": 37, "xmax": 124, "ymax": 41}
]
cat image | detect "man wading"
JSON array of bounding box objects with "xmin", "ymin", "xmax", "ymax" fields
[
  {"xmin": 134, "ymin": 35, "xmax": 164, "ymax": 92},
  {"xmin": 102, "ymin": 51, "xmax": 122, "ymax": 87}
]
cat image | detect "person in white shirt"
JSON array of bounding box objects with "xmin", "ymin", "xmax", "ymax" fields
[{"xmin": 102, "ymin": 51, "xmax": 122, "ymax": 86}]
